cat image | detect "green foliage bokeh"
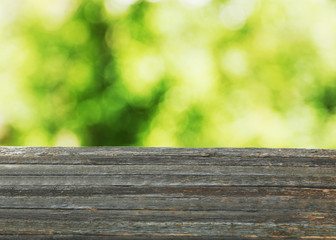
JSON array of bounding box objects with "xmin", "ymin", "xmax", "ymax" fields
[{"xmin": 1, "ymin": 0, "xmax": 336, "ymax": 148}]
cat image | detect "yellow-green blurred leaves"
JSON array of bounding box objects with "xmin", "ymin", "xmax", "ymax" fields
[
  {"xmin": 26, "ymin": 0, "xmax": 79, "ymax": 30},
  {"xmin": 62, "ymin": 20, "xmax": 89, "ymax": 45},
  {"xmin": 119, "ymin": 49, "xmax": 165, "ymax": 97},
  {"xmin": 219, "ymin": 0, "xmax": 256, "ymax": 30},
  {"xmin": 2, "ymin": 0, "xmax": 336, "ymax": 148}
]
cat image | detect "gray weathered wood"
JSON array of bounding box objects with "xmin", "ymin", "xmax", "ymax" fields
[{"xmin": 0, "ymin": 147, "xmax": 335, "ymax": 239}]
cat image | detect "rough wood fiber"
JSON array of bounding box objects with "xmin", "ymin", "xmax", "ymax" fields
[{"xmin": 0, "ymin": 147, "xmax": 335, "ymax": 239}]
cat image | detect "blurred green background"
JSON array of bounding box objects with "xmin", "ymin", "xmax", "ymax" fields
[{"xmin": 1, "ymin": 0, "xmax": 336, "ymax": 148}]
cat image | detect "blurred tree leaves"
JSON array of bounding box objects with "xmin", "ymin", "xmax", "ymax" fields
[{"xmin": 1, "ymin": 0, "xmax": 336, "ymax": 148}]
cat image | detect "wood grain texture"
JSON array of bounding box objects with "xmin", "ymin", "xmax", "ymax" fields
[{"xmin": 0, "ymin": 147, "xmax": 335, "ymax": 239}]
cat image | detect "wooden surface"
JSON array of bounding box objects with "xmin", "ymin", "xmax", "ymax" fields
[{"xmin": 0, "ymin": 147, "xmax": 335, "ymax": 239}]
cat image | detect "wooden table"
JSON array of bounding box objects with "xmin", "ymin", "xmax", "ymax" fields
[{"xmin": 0, "ymin": 147, "xmax": 335, "ymax": 239}]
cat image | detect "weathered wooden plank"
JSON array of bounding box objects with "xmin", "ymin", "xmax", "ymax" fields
[
  {"xmin": 0, "ymin": 147, "xmax": 334, "ymax": 166},
  {"xmin": 0, "ymin": 217, "xmax": 335, "ymax": 237},
  {"xmin": 0, "ymin": 195, "xmax": 334, "ymax": 211},
  {"xmin": 0, "ymin": 147, "xmax": 335, "ymax": 239},
  {"xmin": 2, "ymin": 208, "xmax": 334, "ymax": 222},
  {"xmin": 0, "ymin": 165, "xmax": 334, "ymax": 176},
  {"xmin": 0, "ymin": 175, "xmax": 334, "ymax": 187}
]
